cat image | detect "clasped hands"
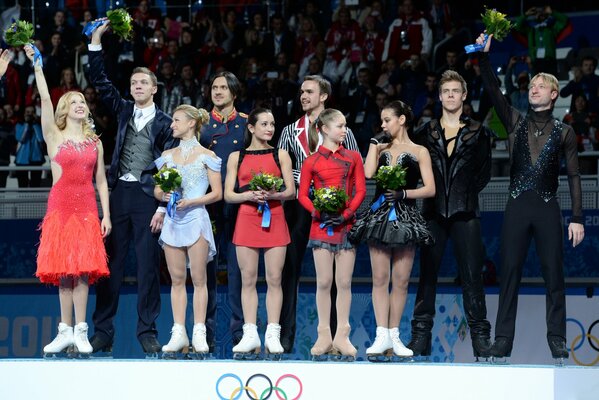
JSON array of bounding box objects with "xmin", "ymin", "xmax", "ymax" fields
[
  {"xmin": 384, "ymin": 189, "xmax": 406, "ymax": 202},
  {"xmin": 319, "ymin": 212, "xmax": 345, "ymax": 227}
]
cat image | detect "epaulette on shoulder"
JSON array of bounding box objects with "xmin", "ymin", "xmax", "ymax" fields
[{"xmin": 239, "ymin": 112, "xmax": 248, "ymax": 119}]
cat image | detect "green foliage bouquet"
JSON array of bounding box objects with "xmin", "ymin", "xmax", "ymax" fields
[
  {"xmin": 313, "ymin": 186, "xmax": 349, "ymax": 214},
  {"xmin": 481, "ymin": 8, "xmax": 512, "ymax": 42},
  {"xmin": 248, "ymin": 172, "xmax": 284, "ymax": 191},
  {"xmin": 107, "ymin": 8, "xmax": 134, "ymax": 41},
  {"xmin": 153, "ymin": 167, "xmax": 182, "ymax": 193},
  {"xmin": 374, "ymin": 165, "xmax": 407, "ymax": 190},
  {"xmin": 4, "ymin": 20, "xmax": 34, "ymax": 47}
]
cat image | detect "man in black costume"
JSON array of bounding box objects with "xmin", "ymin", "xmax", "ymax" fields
[
  {"xmin": 476, "ymin": 33, "xmax": 584, "ymax": 361},
  {"xmin": 409, "ymin": 70, "xmax": 493, "ymax": 359}
]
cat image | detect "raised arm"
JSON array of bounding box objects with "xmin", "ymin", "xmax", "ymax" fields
[
  {"xmin": 476, "ymin": 34, "xmax": 521, "ymax": 132},
  {"xmin": 0, "ymin": 49, "xmax": 13, "ymax": 78},
  {"xmin": 24, "ymin": 46, "xmax": 55, "ymax": 144},
  {"xmin": 88, "ymin": 19, "xmax": 125, "ymax": 114}
]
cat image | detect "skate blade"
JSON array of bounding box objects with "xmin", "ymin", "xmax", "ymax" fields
[
  {"xmin": 329, "ymin": 353, "xmax": 355, "ymax": 362},
  {"xmin": 390, "ymin": 355, "xmax": 414, "ymax": 363},
  {"xmin": 367, "ymin": 354, "xmax": 391, "ymax": 363},
  {"xmin": 553, "ymin": 357, "xmax": 566, "ymax": 367},
  {"xmin": 43, "ymin": 351, "xmax": 71, "ymax": 359},
  {"xmin": 490, "ymin": 356, "xmax": 509, "ymax": 365},
  {"xmin": 145, "ymin": 352, "xmax": 161, "ymax": 360},
  {"xmin": 310, "ymin": 353, "xmax": 331, "ymax": 362},
  {"xmin": 188, "ymin": 351, "xmax": 211, "ymax": 360},
  {"xmin": 264, "ymin": 352, "xmax": 284, "ymax": 361},
  {"xmin": 70, "ymin": 352, "xmax": 91, "ymax": 360},
  {"xmin": 161, "ymin": 351, "xmax": 189, "ymax": 360},
  {"xmin": 233, "ymin": 352, "xmax": 261, "ymax": 361},
  {"xmin": 474, "ymin": 356, "xmax": 491, "ymax": 363}
]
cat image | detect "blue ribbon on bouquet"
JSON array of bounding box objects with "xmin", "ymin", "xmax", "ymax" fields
[
  {"xmin": 319, "ymin": 222, "xmax": 334, "ymax": 236},
  {"xmin": 370, "ymin": 193, "xmax": 398, "ymax": 221},
  {"xmin": 258, "ymin": 202, "xmax": 271, "ymax": 228},
  {"xmin": 167, "ymin": 191, "xmax": 181, "ymax": 218},
  {"xmin": 26, "ymin": 44, "xmax": 43, "ymax": 67},
  {"xmin": 83, "ymin": 20, "xmax": 108, "ymax": 37},
  {"xmin": 464, "ymin": 34, "xmax": 488, "ymax": 54}
]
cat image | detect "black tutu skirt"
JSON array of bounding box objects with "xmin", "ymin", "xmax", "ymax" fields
[{"xmin": 348, "ymin": 199, "xmax": 434, "ymax": 248}]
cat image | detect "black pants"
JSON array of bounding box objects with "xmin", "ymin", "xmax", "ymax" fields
[
  {"xmin": 207, "ymin": 200, "xmax": 243, "ymax": 345},
  {"xmin": 279, "ymin": 198, "xmax": 337, "ymax": 353},
  {"xmin": 93, "ymin": 181, "xmax": 162, "ymax": 342},
  {"xmin": 16, "ymin": 162, "xmax": 44, "ymax": 187},
  {"xmin": 412, "ymin": 214, "xmax": 491, "ymax": 339},
  {"xmin": 495, "ymin": 192, "xmax": 565, "ymax": 341}
]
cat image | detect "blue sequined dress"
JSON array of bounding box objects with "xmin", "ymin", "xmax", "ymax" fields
[
  {"xmin": 155, "ymin": 152, "xmax": 221, "ymax": 260},
  {"xmin": 349, "ymin": 152, "xmax": 433, "ymax": 247}
]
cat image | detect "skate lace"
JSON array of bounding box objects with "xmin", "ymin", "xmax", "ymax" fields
[
  {"xmin": 75, "ymin": 326, "xmax": 88, "ymax": 342},
  {"xmin": 266, "ymin": 325, "xmax": 281, "ymax": 338},
  {"xmin": 168, "ymin": 327, "xmax": 184, "ymax": 345}
]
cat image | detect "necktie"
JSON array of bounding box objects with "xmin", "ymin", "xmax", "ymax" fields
[{"xmin": 134, "ymin": 109, "xmax": 143, "ymax": 130}]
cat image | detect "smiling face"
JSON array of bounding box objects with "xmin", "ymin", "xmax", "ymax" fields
[
  {"xmin": 248, "ymin": 111, "xmax": 276, "ymax": 142},
  {"xmin": 300, "ymin": 80, "xmax": 327, "ymax": 114},
  {"xmin": 130, "ymin": 72, "xmax": 157, "ymax": 105},
  {"xmin": 66, "ymin": 93, "xmax": 89, "ymax": 120},
  {"xmin": 528, "ymin": 75, "xmax": 558, "ymax": 111},
  {"xmin": 170, "ymin": 110, "xmax": 195, "ymax": 139}
]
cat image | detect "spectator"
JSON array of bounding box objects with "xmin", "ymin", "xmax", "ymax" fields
[
  {"xmin": 45, "ymin": 32, "xmax": 73, "ymax": 89},
  {"xmin": 263, "ymin": 14, "xmax": 296, "ymax": 61},
  {"xmin": 504, "ymin": 57, "xmax": 531, "ymax": 116},
  {"xmin": 563, "ymin": 94, "xmax": 597, "ymax": 154},
  {"xmin": 560, "ymin": 56, "xmax": 599, "ymax": 113},
  {"xmin": 0, "ymin": 108, "xmax": 16, "ymax": 188},
  {"xmin": 513, "ymin": 6, "xmax": 568, "ymax": 76},
  {"xmin": 414, "ymin": 72, "xmax": 441, "ymax": 118},
  {"xmin": 361, "ymin": 16, "xmax": 385, "ymax": 67},
  {"xmin": 325, "ymin": 7, "xmax": 363, "ymax": 63},
  {"xmin": 166, "ymin": 64, "xmax": 204, "ymax": 115},
  {"xmin": 15, "ymin": 106, "xmax": 45, "ymax": 188},
  {"xmin": 293, "ymin": 17, "xmax": 321, "ymax": 64},
  {"xmin": 143, "ymin": 30, "xmax": 168, "ymax": 72},
  {"xmin": 382, "ymin": 0, "xmax": 433, "ymax": 64},
  {"xmin": 428, "ymin": 0, "xmax": 455, "ymax": 43},
  {"xmin": 83, "ymin": 86, "xmax": 113, "ymax": 163},
  {"xmin": 50, "ymin": 67, "xmax": 80, "ymax": 107},
  {"xmin": 347, "ymin": 67, "xmax": 380, "ymax": 156}
]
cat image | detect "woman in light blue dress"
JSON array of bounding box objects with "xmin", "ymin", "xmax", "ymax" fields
[{"xmin": 154, "ymin": 105, "xmax": 222, "ymax": 357}]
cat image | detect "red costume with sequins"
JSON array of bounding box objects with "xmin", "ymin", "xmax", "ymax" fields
[
  {"xmin": 298, "ymin": 145, "xmax": 367, "ymax": 244},
  {"xmin": 36, "ymin": 139, "xmax": 109, "ymax": 285}
]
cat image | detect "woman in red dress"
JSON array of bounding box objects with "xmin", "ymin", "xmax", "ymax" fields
[
  {"xmin": 25, "ymin": 46, "xmax": 110, "ymax": 357},
  {"xmin": 298, "ymin": 108, "xmax": 367, "ymax": 361},
  {"xmin": 224, "ymin": 108, "xmax": 295, "ymax": 358}
]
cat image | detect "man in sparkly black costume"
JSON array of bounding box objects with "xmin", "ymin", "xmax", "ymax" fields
[
  {"xmin": 477, "ymin": 33, "xmax": 585, "ymax": 361},
  {"xmin": 408, "ymin": 70, "xmax": 493, "ymax": 360}
]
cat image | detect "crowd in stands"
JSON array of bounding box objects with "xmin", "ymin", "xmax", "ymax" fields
[{"xmin": 1, "ymin": 0, "xmax": 599, "ymax": 187}]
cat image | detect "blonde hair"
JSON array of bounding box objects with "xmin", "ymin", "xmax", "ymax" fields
[
  {"xmin": 308, "ymin": 108, "xmax": 344, "ymax": 153},
  {"xmin": 530, "ymin": 72, "xmax": 559, "ymax": 94},
  {"xmin": 173, "ymin": 105, "xmax": 210, "ymax": 139},
  {"xmin": 438, "ymin": 70, "xmax": 467, "ymax": 95},
  {"xmin": 54, "ymin": 91, "xmax": 97, "ymax": 139}
]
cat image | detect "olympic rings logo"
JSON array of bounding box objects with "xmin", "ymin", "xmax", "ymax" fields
[
  {"xmin": 215, "ymin": 373, "xmax": 303, "ymax": 400},
  {"xmin": 567, "ymin": 318, "xmax": 599, "ymax": 366}
]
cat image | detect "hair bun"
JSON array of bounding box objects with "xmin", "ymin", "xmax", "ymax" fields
[{"xmin": 198, "ymin": 108, "xmax": 209, "ymax": 126}]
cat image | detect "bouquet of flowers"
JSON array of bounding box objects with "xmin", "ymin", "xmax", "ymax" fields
[
  {"xmin": 313, "ymin": 186, "xmax": 349, "ymax": 236},
  {"xmin": 465, "ymin": 8, "xmax": 512, "ymax": 53},
  {"xmin": 153, "ymin": 167, "xmax": 182, "ymax": 217},
  {"xmin": 153, "ymin": 167, "xmax": 182, "ymax": 192},
  {"xmin": 4, "ymin": 20, "xmax": 34, "ymax": 47},
  {"xmin": 313, "ymin": 186, "xmax": 348, "ymax": 213},
  {"xmin": 481, "ymin": 8, "xmax": 512, "ymax": 41},
  {"xmin": 83, "ymin": 8, "xmax": 133, "ymax": 41},
  {"xmin": 248, "ymin": 172, "xmax": 284, "ymax": 192},
  {"xmin": 107, "ymin": 8, "xmax": 133, "ymax": 41},
  {"xmin": 374, "ymin": 165, "xmax": 407, "ymax": 191}
]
